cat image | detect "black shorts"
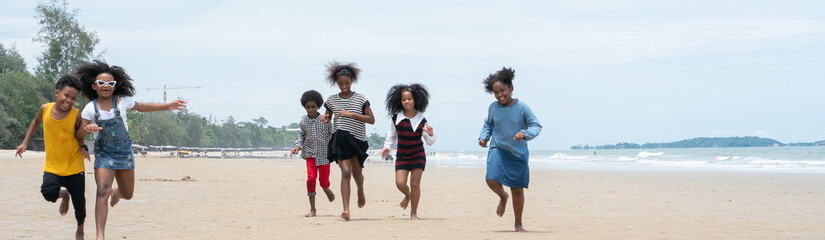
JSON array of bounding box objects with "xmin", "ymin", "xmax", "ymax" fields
[
  {"xmin": 41, "ymin": 172, "xmax": 86, "ymax": 225},
  {"xmin": 327, "ymin": 130, "xmax": 369, "ymax": 168}
]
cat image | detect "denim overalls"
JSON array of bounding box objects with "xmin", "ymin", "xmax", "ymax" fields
[{"xmin": 93, "ymin": 97, "xmax": 135, "ymax": 169}]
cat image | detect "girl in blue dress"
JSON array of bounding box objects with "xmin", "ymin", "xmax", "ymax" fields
[{"xmin": 478, "ymin": 67, "xmax": 542, "ymax": 232}]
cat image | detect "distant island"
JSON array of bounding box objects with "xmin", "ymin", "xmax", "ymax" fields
[{"xmin": 570, "ymin": 136, "xmax": 825, "ymax": 150}]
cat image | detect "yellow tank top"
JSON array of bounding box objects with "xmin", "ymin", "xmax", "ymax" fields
[{"xmin": 43, "ymin": 103, "xmax": 85, "ymax": 176}]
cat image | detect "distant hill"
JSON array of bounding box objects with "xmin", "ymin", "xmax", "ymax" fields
[{"xmin": 569, "ymin": 136, "xmax": 822, "ymax": 150}]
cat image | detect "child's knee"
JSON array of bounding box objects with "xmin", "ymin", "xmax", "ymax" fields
[
  {"xmin": 96, "ymin": 185, "xmax": 112, "ymax": 197},
  {"xmin": 410, "ymin": 181, "xmax": 421, "ymax": 190},
  {"xmin": 119, "ymin": 189, "xmax": 134, "ymax": 200},
  {"xmin": 40, "ymin": 187, "xmax": 60, "ymax": 202}
]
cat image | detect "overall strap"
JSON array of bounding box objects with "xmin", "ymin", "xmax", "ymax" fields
[
  {"xmin": 93, "ymin": 100, "xmax": 100, "ymax": 123},
  {"xmin": 113, "ymin": 97, "xmax": 121, "ymax": 119}
]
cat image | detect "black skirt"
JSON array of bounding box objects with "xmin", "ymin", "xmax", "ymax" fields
[{"xmin": 327, "ymin": 130, "xmax": 369, "ymax": 168}]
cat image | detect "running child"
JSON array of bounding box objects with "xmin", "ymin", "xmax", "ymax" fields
[
  {"xmin": 320, "ymin": 61, "xmax": 375, "ymax": 220},
  {"xmin": 478, "ymin": 67, "xmax": 542, "ymax": 232},
  {"xmin": 74, "ymin": 60, "xmax": 187, "ymax": 240},
  {"xmin": 16, "ymin": 75, "xmax": 90, "ymax": 240},
  {"xmin": 380, "ymin": 83, "xmax": 436, "ymax": 220},
  {"xmin": 291, "ymin": 90, "xmax": 336, "ymax": 217}
]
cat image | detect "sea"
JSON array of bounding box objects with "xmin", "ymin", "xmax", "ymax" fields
[{"xmin": 420, "ymin": 146, "xmax": 825, "ymax": 173}]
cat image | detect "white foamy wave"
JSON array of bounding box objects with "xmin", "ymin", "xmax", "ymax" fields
[
  {"xmin": 547, "ymin": 153, "xmax": 589, "ymax": 160},
  {"xmin": 637, "ymin": 151, "xmax": 664, "ymax": 158}
]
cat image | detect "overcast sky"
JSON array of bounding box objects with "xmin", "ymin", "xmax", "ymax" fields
[{"xmin": 2, "ymin": 0, "xmax": 824, "ymax": 150}]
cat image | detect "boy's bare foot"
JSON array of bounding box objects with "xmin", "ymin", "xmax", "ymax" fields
[
  {"xmin": 59, "ymin": 191, "xmax": 70, "ymax": 215},
  {"xmin": 323, "ymin": 188, "xmax": 336, "ymax": 202},
  {"xmin": 357, "ymin": 188, "xmax": 366, "ymax": 208},
  {"xmin": 400, "ymin": 196, "xmax": 410, "ymax": 209},
  {"xmin": 305, "ymin": 209, "xmax": 316, "ymax": 217},
  {"xmin": 410, "ymin": 214, "xmax": 420, "ymax": 220},
  {"xmin": 110, "ymin": 187, "xmax": 120, "ymax": 207},
  {"xmin": 496, "ymin": 192, "xmax": 509, "ymax": 217},
  {"xmin": 341, "ymin": 211, "xmax": 350, "ymax": 220},
  {"xmin": 515, "ymin": 223, "xmax": 527, "ymax": 232}
]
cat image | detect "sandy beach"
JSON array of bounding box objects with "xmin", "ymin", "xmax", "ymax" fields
[{"xmin": 1, "ymin": 149, "xmax": 824, "ymax": 239}]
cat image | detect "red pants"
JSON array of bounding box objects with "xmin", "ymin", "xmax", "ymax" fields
[{"xmin": 306, "ymin": 158, "xmax": 331, "ymax": 196}]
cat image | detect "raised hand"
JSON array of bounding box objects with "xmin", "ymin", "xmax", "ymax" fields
[
  {"xmin": 338, "ymin": 109, "xmax": 352, "ymax": 118},
  {"xmin": 167, "ymin": 99, "xmax": 187, "ymax": 111},
  {"xmin": 423, "ymin": 124, "xmax": 434, "ymax": 136},
  {"xmin": 320, "ymin": 113, "xmax": 331, "ymax": 124}
]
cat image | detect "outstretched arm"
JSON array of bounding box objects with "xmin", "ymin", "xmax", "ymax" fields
[
  {"xmin": 478, "ymin": 106, "xmax": 494, "ymax": 147},
  {"xmin": 132, "ymin": 99, "xmax": 187, "ymax": 112},
  {"xmin": 16, "ymin": 104, "xmax": 46, "ymax": 157},
  {"xmin": 74, "ymin": 113, "xmax": 90, "ymax": 161}
]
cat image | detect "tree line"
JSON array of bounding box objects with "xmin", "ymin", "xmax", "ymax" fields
[
  {"xmin": 569, "ymin": 136, "xmax": 814, "ymax": 150},
  {"xmin": 1, "ymin": 0, "xmax": 386, "ymax": 150}
]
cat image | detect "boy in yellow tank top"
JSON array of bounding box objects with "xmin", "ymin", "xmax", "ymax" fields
[{"xmin": 16, "ymin": 75, "xmax": 90, "ymax": 240}]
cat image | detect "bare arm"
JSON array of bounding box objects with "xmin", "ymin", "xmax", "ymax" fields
[
  {"xmin": 132, "ymin": 99, "xmax": 187, "ymax": 112},
  {"xmin": 16, "ymin": 104, "xmax": 46, "ymax": 157},
  {"xmin": 340, "ymin": 105, "xmax": 375, "ymax": 125},
  {"xmin": 74, "ymin": 113, "xmax": 90, "ymax": 160}
]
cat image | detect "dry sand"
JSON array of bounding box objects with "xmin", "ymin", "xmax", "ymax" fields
[{"xmin": 2, "ymin": 149, "xmax": 824, "ymax": 239}]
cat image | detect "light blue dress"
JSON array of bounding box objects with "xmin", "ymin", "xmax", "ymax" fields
[{"xmin": 478, "ymin": 99, "xmax": 542, "ymax": 188}]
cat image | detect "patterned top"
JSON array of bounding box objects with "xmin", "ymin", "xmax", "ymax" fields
[
  {"xmin": 324, "ymin": 92, "xmax": 370, "ymax": 141},
  {"xmin": 295, "ymin": 113, "xmax": 334, "ymax": 166}
]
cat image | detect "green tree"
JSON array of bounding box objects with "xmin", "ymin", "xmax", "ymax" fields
[
  {"xmin": 0, "ymin": 44, "xmax": 28, "ymax": 74},
  {"xmin": 33, "ymin": 0, "xmax": 102, "ymax": 83}
]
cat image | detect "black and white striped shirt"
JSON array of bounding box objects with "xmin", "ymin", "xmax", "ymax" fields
[
  {"xmin": 324, "ymin": 92, "xmax": 370, "ymax": 141},
  {"xmin": 295, "ymin": 114, "xmax": 334, "ymax": 166}
]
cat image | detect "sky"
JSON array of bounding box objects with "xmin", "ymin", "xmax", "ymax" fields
[{"xmin": 2, "ymin": 0, "xmax": 824, "ymax": 150}]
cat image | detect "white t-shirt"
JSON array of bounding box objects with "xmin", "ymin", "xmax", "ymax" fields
[{"xmin": 81, "ymin": 96, "xmax": 136, "ymax": 138}]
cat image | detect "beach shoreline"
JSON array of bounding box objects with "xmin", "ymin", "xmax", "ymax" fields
[{"xmin": 2, "ymin": 149, "xmax": 823, "ymax": 239}]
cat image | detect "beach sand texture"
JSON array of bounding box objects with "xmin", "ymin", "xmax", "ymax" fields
[{"xmin": 2, "ymin": 149, "xmax": 824, "ymax": 239}]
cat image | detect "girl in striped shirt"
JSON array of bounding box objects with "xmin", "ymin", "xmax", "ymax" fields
[
  {"xmin": 321, "ymin": 61, "xmax": 375, "ymax": 220},
  {"xmin": 380, "ymin": 83, "xmax": 435, "ymax": 220}
]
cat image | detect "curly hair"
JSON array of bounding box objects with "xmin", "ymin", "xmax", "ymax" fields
[
  {"xmin": 385, "ymin": 83, "xmax": 430, "ymax": 117},
  {"xmin": 482, "ymin": 67, "xmax": 515, "ymax": 94},
  {"xmin": 325, "ymin": 61, "xmax": 360, "ymax": 85},
  {"xmin": 74, "ymin": 60, "xmax": 135, "ymax": 100},
  {"xmin": 300, "ymin": 90, "xmax": 324, "ymax": 107},
  {"xmin": 55, "ymin": 75, "xmax": 82, "ymax": 91}
]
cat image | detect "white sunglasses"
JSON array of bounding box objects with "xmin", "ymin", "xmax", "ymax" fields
[{"xmin": 95, "ymin": 80, "xmax": 117, "ymax": 87}]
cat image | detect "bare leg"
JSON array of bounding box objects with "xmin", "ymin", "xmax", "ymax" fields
[
  {"xmin": 323, "ymin": 188, "xmax": 335, "ymax": 202},
  {"xmin": 486, "ymin": 180, "xmax": 508, "ymax": 217},
  {"xmin": 305, "ymin": 195, "xmax": 316, "ymax": 217},
  {"xmin": 94, "ymin": 168, "xmax": 116, "ymax": 240},
  {"xmin": 110, "ymin": 169, "xmax": 135, "ymax": 207},
  {"xmin": 338, "ymin": 159, "xmax": 352, "ymax": 220},
  {"xmin": 59, "ymin": 189, "xmax": 70, "ymax": 215},
  {"xmin": 76, "ymin": 223, "xmax": 84, "ymax": 240},
  {"xmin": 350, "ymin": 156, "xmax": 366, "ymax": 208},
  {"xmin": 395, "ymin": 170, "xmax": 410, "ymax": 209},
  {"xmin": 511, "ymin": 187, "xmax": 526, "ymax": 232},
  {"xmin": 409, "ymin": 169, "xmax": 424, "ymax": 220}
]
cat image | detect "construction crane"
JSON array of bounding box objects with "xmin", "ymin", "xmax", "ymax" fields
[{"xmin": 146, "ymin": 84, "xmax": 202, "ymax": 102}]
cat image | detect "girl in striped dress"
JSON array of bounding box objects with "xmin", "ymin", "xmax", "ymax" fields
[
  {"xmin": 380, "ymin": 83, "xmax": 435, "ymax": 220},
  {"xmin": 321, "ymin": 61, "xmax": 375, "ymax": 220}
]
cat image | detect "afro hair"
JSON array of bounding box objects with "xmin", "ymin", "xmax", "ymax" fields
[
  {"xmin": 300, "ymin": 90, "xmax": 324, "ymax": 107},
  {"xmin": 55, "ymin": 75, "xmax": 82, "ymax": 91},
  {"xmin": 385, "ymin": 83, "xmax": 430, "ymax": 117},
  {"xmin": 74, "ymin": 60, "xmax": 135, "ymax": 101},
  {"xmin": 326, "ymin": 61, "xmax": 360, "ymax": 85},
  {"xmin": 482, "ymin": 67, "xmax": 515, "ymax": 94}
]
